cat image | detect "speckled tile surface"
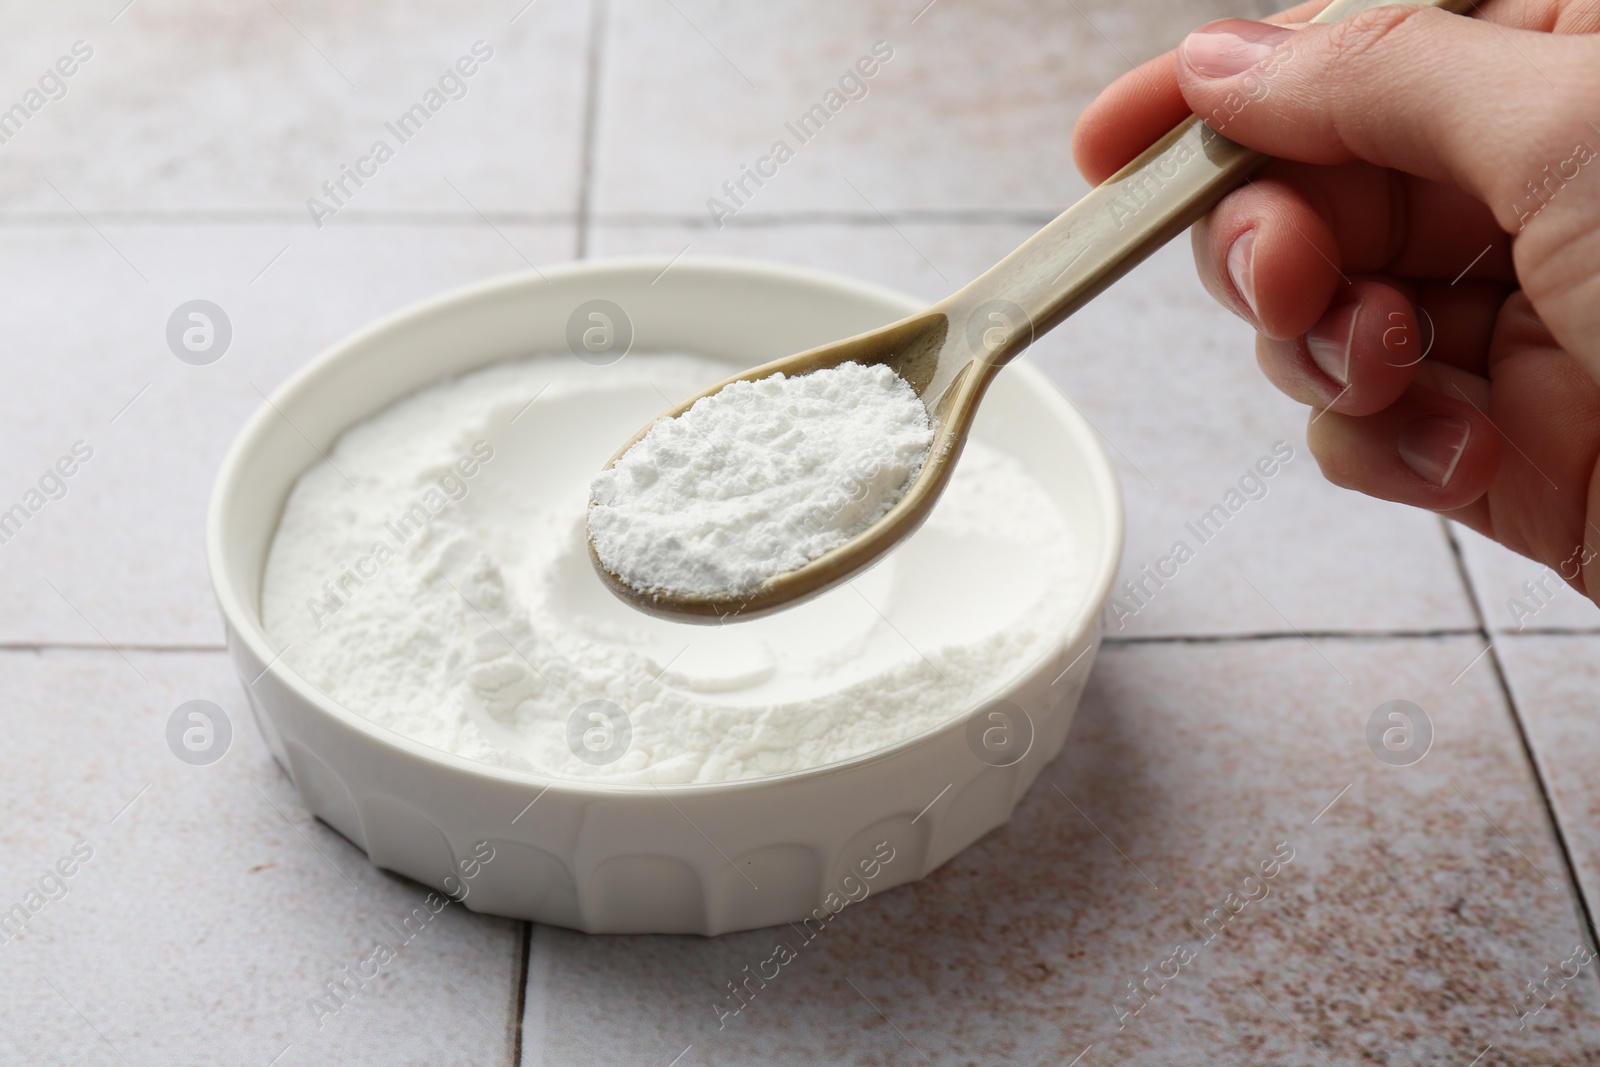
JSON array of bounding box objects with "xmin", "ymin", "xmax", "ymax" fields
[
  {"xmin": 1496, "ymin": 636, "xmax": 1600, "ymax": 924},
  {"xmin": 0, "ymin": 651, "xmax": 523, "ymax": 1067},
  {"xmin": 0, "ymin": 0, "xmax": 589, "ymax": 215},
  {"xmin": 591, "ymin": 0, "xmax": 1245, "ymax": 218},
  {"xmin": 520, "ymin": 638, "xmax": 1600, "ymax": 1065},
  {"xmin": 1457, "ymin": 527, "xmax": 1600, "ymax": 634}
]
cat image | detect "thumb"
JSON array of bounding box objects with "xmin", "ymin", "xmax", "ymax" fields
[{"xmin": 1174, "ymin": 7, "xmax": 1590, "ymax": 229}]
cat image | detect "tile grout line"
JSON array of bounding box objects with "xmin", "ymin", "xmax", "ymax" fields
[
  {"xmin": 1439, "ymin": 517, "xmax": 1600, "ymax": 951},
  {"xmin": 511, "ymin": 921, "xmax": 532, "ymax": 1067},
  {"xmin": 0, "ymin": 211, "xmax": 574, "ymax": 227},
  {"xmin": 0, "ymin": 209, "xmax": 1067, "ymax": 229},
  {"xmin": 573, "ymin": 0, "xmax": 610, "ymax": 259},
  {"xmin": 588, "ymin": 209, "xmax": 1065, "ymax": 229},
  {"xmin": 0, "ymin": 642, "xmax": 228, "ymax": 653},
  {"xmin": 1105, "ymin": 628, "xmax": 1485, "ymax": 645}
]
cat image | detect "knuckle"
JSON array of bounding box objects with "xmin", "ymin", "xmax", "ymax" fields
[{"xmin": 1319, "ymin": 3, "xmax": 1431, "ymax": 66}]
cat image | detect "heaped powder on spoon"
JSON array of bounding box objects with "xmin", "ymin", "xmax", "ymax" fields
[
  {"xmin": 588, "ymin": 361, "xmax": 933, "ymax": 596},
  {"xmin": 261, "ymin": 353, "xmax": 1085, "ymax": 784}
]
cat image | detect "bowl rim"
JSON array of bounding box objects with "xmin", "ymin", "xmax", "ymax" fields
[{"xmin": 206, "ymin": 255, "xmax": 1125, "ymax": 799}]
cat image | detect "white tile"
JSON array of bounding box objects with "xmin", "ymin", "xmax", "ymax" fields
[
  {"xmin": 0, "ymin": 222, "xmax": 573, "ymax": 646},
  {"xmin": 591, "ymin": 222, "xmax": 1479, "ymax": 635},
  {"xmin": 0, "ymin": 650, "xmax": 523, "ymax": 1067},
  {"xmin": 1457, "ymin": 526, "xmax": 1600, "ymax": 633},
  {"xmin": 1497, "ymin": 634, "xmax": 1600, "ymax": 918},
  {"xmin": 0, "ymin": 0, "xmax": 589, "ymax": 215},
  {"xmin": 520, "ymin": 636, "xmax": 1600, "ymax": 1064},
  {"xmin": 591, "ymin": 0, "xmax": 1245, "ymax": 218}
]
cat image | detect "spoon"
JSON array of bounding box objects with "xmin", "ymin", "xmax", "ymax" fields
[{"xmin": 592, "ymin": 0, "xmax": 1472, "ymax": 623}]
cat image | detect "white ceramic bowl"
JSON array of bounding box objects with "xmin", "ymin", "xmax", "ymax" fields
[{"xmin": 207, "ymin": 257, "xmax": 1123, "ymax": 935}]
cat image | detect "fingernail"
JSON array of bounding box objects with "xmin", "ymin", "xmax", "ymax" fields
[
  {"xmin": 1306, "ymin": 301, "xmax": 1362, "ymax": 386},
  {"xmin": 1182, "ymin": 19, "xmax": 1296, "ymax": 79},
  {"xmin": 1397, "ymin": 417, "xmax": 1470, "ymax": 489},
  {"xmin": 1227, "ymin": 229, "xmax": 1258, "ymax": 318}
]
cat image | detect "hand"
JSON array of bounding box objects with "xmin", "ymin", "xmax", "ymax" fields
[{"xmin": 1073, "ymin": 0, "xmax": 1600, "ymax": 599}]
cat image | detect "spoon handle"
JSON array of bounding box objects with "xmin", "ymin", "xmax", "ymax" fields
[{"xmin": 941, "ymin": 0, "xmax": 1476, "ymax": 368}]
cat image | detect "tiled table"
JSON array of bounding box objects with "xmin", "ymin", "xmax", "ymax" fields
[{"xmin": 3, "ymin": 1, "xmax": 1598, "ymax": 1064}]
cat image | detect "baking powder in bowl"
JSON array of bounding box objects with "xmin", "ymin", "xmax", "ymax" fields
[
  {"xmin": 261, "ymin": 354, "xmax": 1086, "ymax": 784},
  {"xmin": 588, "ymin": 361, "xmax": 933, "ymax": 596}
]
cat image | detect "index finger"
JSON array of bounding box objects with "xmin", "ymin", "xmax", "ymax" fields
[{"xmin": 1071, "ymin": 0, "xmax": 1331, "ymax": 184}]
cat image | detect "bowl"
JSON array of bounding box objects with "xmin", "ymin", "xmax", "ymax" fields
[{"xmin": 206, "ymin": 257, "xmax": 1123, "ymax": 935}]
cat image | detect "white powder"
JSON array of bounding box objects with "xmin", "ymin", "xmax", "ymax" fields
[
  {"xmin": 261, "ymin": 353, "xmax": 1085, "ymax": 784},
  {"xmin": 588, "ymin": 361, "xmax": 933, "ymax": 596}
]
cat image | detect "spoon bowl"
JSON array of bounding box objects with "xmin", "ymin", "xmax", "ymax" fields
[{"xmin": 589, "ymin": 311, "xmax": 964, "ymax": 621}]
